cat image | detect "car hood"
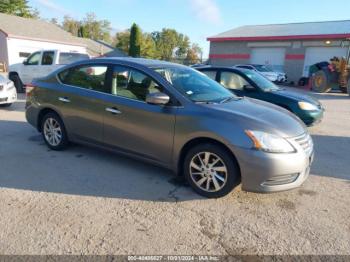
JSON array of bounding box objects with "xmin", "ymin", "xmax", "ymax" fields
[
  {"xmin": 206, "ymin": 98, "xmax": 306, "ymax": 138},
  {"xmin": 272, "ymin": 88, "xmax": 321, "ymax": 105}
]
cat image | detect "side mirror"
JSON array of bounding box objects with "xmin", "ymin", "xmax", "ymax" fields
[
  {"xmin": 23, "ymin": 60, "xmax": 28, "ymax": 65},
  {"xmin": 243, "ymin": 85, "xmax": 255, "ymax": 92},
  {"xmin": 146, "ymin": 92, "xmax": 170, "ymax": 105}
]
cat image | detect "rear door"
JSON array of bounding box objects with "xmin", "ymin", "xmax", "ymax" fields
[
  {"xmin": 57, "ymin": 63, "xmax": 109, "ymax": 143},
  {"xmin": 102, "ymin": 65, "xmax": 176, "ymax": 165},
  {"xmin": 41, "ymin": 51, "xmax": 56, "ymax": 77}
]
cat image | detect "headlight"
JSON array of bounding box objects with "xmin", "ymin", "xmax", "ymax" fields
[
  {"xmin": 245, "ymin": 130, "xmax": 296, "ymax": 153},
  {"xmin": 298, "ymin": 102, "xmax": 318, "ymax": 111}
]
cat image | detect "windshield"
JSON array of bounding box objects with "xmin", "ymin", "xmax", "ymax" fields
[
  {"xmin": 254, "ymin": 65, "xmax": 273, "ymax": 72},
  {"xmin": 154, "ymin": 66, "xmax": 237, "ymax": 103},
  {"xmin": 240, "ymin": 69, "xmax": 280, "ymax": 92}
]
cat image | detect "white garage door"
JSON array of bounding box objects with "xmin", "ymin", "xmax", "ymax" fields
[
  {"xmin": 250, "ymin": 48, "xmax": 286, "ymax": 71},
  {"xmin": 303, "ymin": 47, "xmax": 348, "ymax": 76}
]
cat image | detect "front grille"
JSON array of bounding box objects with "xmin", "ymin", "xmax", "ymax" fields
[
  {"xmin": 262, "ymin": 173, "xmax": 300, "ymax": 186},
  {"xmin": 0, "ymin": 97, "xmax": 8, "ymax": 102},
  {"xmin": 294, "ymin": 133, "xmax": 313, "ymax": 156}
]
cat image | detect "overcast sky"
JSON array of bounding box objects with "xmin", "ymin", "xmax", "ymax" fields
[{"xmin": 29, "ymin": 0, "xmax": 350, "ymax": 56}]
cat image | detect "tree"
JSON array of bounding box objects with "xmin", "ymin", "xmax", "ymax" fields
[
  {"xmin": 141, "ymin": 33, "xmax": 158, "ymax": 59},
  {"xmin": 175, "ymin": 34, "xmax": 190, "ymax": 59},
  {"xmin": 62, "ymin": 15, "xmax": 81, "ymax": 37},
  {"xmin": 62, "ymin": 13, "xmax": 111, "ymax": 43},
  {"xmin": 129, "ymin": 23, "xmax": 142, "ymax": 57},
  {"xmin": 154, "ymin": 28, "xmax": 179, "ymax": 61},
  {"xmin": 114, "ymin": 30, "xmax": 130, "ymax": 54},
  {"xmin": 81, "ymin": 13, "xmax": 111, "ymax": 42},
  {"xmin": 0, "ymin": 0, "xmax": 39, "ymax": 18},
  {"xmin": 185, "ymin": 44, "xmax": 203, "ymax": 65}
]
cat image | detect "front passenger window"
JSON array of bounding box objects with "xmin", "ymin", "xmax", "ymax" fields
[
  {"xmin": 220, "ymin": 72, "xmax": 249, "ymax": 91},
  {"xmin": 111, "ymin": 66, "xmax": 162, "ymax": 102},
  {"xmin": 26, "ymin": 52, "xmax": 41, "ymax": 65}
]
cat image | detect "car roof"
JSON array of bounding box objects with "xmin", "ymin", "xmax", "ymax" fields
[
  {"xmin": 195, "ymin": 65, "xmax": 243, "ymax": 72},
  {"xmin": 94, "ymin": 57, "xmax": 187, "ymax": 69}
]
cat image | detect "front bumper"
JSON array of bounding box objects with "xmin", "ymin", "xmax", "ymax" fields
[
  {"xmin": 299, "ymin": 108, "xmax": 325, "ymax": 126},
  {"xmin": 0, "ymin": 87, "xmax": 17, "ymax": 104},
  {"xmin": 232, "ymin": 133, "xmax": 313, "ymax": 193}
]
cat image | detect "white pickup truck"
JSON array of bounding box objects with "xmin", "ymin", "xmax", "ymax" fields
[{"xmin": 9, "ymin": 50, "xmax": 89, "ymax": 92}]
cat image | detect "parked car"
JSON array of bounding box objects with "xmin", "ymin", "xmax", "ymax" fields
[
  {"xmin": 197, "ymin": 66, "xmax": 324, "ymax": 126},
  {"xmin": 9, "ymin": 50, "xmax": 89, "ymax": 93},
  {"xmin": 235, "ymin": 64, "xmax": 287, "ymax": 83},
  {"xmin": 0, "ymin": 74, "xmax": 17, "ymax": 107},
  {"xmin": 26, "ymin": 58, "xmax": 313, "ymax": 198}
]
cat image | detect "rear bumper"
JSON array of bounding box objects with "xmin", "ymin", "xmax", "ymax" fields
[{"xmin": 231, "ymin": 135, "xmax": 313, "ymax": 193}]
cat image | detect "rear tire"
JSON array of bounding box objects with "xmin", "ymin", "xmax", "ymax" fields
[
  {"xmin": 41, "ymin": 112, "xmax": 69, "ymax": 151},
  {"xmin": 311, "ymin": 70, "xmax": 332, "ymax": 93},
  {"xmin": 183, "ymin": 143, "xmax": 240, "ymax": 198},
  {"xmin": 10, "ymin": 74, "xmax": 25, "ymax": 93}
]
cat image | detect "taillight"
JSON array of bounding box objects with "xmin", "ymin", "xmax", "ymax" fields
[{"xmin": 25, "ymin": 83, "xmax": 36, "ymax": 97}]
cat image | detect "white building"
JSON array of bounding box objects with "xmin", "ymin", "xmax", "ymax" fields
[
  {"xmin": 0, "ymin": 13, "xmax": 126, "ymax": 69},
  {"xmin": 0, "ymin": 13, "xmax": 88, "ymax": 67}
]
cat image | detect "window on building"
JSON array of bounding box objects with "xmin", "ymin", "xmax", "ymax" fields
[
  {"xmin": 58, "ymin": 65, "xmax": 108, "ymax": 92},
  {"xmin": 220, "ymin": 72, "xmax": 249, "ymax": 91},
  {"xmin": 111, "ymin": 66, "xmax": 162, "ymax": 101},
  {"xmin": 19, "ymin": 52, "xmax": 31, "ymax": 58},
  {"xmin": 41, "ymin": 51, "xmax": 55, "ymax": 65}
]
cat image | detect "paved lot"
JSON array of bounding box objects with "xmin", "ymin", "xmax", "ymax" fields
[{"xmin": 0, "ymin": 91, "xmax": 349, "ymax": 255}]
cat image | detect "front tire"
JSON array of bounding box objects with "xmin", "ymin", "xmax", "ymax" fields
[
  {"xmin": 41, "ymin": 112, "xmax": 69, "ymax": 150},
  {"xmin": 183, "ymin": 143, "xmax": 240, "ymax": 198},
  {"xmin": 10, "ymin": 74, "xmax": 24, "ymax": 93}
]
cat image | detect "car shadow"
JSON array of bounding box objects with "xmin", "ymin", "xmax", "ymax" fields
[
  {"xmin": 0, "ymin": 120, "xmax": 202, "ymax": 202},
  {"xmin": 0, "ymin": 120, "xmax": 348, "ymax": 202}
]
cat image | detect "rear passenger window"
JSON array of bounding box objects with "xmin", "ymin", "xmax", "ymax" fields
[
  {"xmin": 42, "ymin": 51, "xmax": 55, "ymax": 65},
  {"xmin": 58, "ymin": 65, "xmax": 108, "ymax": 92},
  {"xmin": 111, "ymin": 66, "xmax": 162, "ymax": 101},
  {"xmin": 201, "ymin": 70, "xmax": 217, "ymax": 80}
]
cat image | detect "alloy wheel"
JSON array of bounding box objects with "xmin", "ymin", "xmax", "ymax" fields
[
  {"xmin": 189, "ymin": 152, "xmax": 228, "ymax": 192},
  {"xmin": 43, "ymin": 118, "xmax": 62, "ymax": 146}
]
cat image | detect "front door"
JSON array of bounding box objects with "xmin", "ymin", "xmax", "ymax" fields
[
  {"xmin": 103, "ymin": 65, "xmax": 176, "ymax": 165},
  {"xmin": 21, "ymin": 51, "xmax": 42, "ymax": 84}
]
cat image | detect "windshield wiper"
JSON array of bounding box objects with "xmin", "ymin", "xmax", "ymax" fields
[{"xmin": 220, "ymin": 96, "xmax": 236, "ymax": 104}]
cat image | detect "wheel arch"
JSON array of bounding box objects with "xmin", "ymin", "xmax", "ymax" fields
[
  {"xmin": 177, "ymin": 137, "xmax": 241, "ymax": 177},
  {"xmin": 37, "ymin": 107, "xmax": 64, "ymax": 132}
]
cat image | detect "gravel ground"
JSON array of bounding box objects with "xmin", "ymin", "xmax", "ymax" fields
[{"xmin": 0, "ymin": 91, "xmax": 349, "ymax": 255}]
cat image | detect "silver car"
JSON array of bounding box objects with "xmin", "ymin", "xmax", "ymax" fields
[
  {"xmin": 26, "ymin": 58, "xmax": 313, "ymax": 198},
  {"xmin": 0, "ymin": 74, "xmax": 17, "ymax": 107}
]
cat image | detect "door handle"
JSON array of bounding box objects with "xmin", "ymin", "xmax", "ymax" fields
[
  {"xmin": 106, "ymin": 107, "xmax": 121, "ymax": 115},
  {"xmin": 58, "ymin": 97, "xmax": 71, "ymax": 103}
]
